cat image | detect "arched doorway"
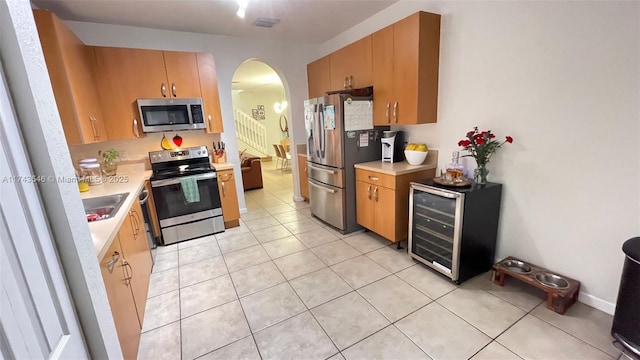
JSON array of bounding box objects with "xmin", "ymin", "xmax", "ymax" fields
[{"xmin": 231, "ymin": 60, "xmax": 294, "ymax": 204}]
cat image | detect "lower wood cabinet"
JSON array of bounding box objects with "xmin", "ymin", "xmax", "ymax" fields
[
  {"xmin": 298, "ymin": 155, "xmax": 309, "ymax": 201},
  {"xmin": 99, "ymin": 234, "xmax": 140, "ymax": 359},
  {"xmin": 355, "ymin": 167, "xmax": 435, "ymax": 243},
  {"xmin": 99, "ymin": 198, "xmax": 152, "ymax": 359},
  {"xmin": 217, "ymin": 169, "xmax": 240, "ymax": 228}
]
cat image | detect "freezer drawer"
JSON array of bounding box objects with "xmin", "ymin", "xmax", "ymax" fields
[
  {"xmin": 309, "ymin": 179, "xmax": 345, "ymax": 230},
  {"xmin": 308, "ymin": 162, "xmax": 344, "ymax": 188}
]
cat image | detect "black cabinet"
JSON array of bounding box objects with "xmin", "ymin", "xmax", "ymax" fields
[{"xmin": 408, "ymin": 180, "xmax": 502, "ymax": 284}]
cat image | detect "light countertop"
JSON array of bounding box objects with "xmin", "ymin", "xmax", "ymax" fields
[
  {"xmin": 212, "ymin": 162, "xmax": 234, "ymax": 171},
  {"xmin": 354, "ymin": 150, "xmax": 438, "ymax": 176},
  {"xmin": 81, "ymin": 170, "xmax": 152, "ymax": 259}
]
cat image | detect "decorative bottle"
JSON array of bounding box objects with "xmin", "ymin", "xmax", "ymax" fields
[{"xmin": 446, "ymin": 151, "xmax": 465, "ymax": 181}]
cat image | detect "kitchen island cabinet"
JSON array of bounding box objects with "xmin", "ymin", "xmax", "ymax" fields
[
  {"xmin": 197, "ymin": 53, "xmax": 224, "ymax": 133},
  {"xmin": 33, "ymin": 10, "xmax": 108, "ymax": 145},
  {"xmin": 355, "ymin": 157, "xmax": 437, "ymax": 243},
  {"xmin": 217, "ymin": 168, "xmax": 240, "ymax": 228},
  {"xmin": 372, "ymin": 11, "xmax": 441, "ymax": 125}
]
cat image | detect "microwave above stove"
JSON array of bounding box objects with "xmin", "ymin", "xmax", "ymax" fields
[{"xmin": 137, "ymin": 98, "xmax": 206, "ymax": 133}]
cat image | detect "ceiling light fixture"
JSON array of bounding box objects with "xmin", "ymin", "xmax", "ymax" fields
[{"xmin": 236, "ymin": 0, "xmax": 248, "ymax": 18}]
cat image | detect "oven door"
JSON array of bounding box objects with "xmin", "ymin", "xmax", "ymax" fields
[{"xmin": 150, "ymin": 172, "xmax": 223, "ymax": 227}]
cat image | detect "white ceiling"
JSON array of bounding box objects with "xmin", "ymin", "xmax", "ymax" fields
[{"xmin": 31, "ymin": 0, "xmax": 398, "ymax": 44}]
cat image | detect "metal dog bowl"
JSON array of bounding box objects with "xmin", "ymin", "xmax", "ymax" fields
[
  {"xmin": 501, "ymin": 260, "xmax": 532, "ymax": 274},
  {"xmin": 535, "ymin": 273, "xmax": 570, "ymax": 289}
]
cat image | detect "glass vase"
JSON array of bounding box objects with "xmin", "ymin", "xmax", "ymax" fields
[
  {"xmin": 474, "ymin": 163, "xmax": 489, "ymax": 184},
  {"xmin": 103, "ymin": 161, "xmax": 117, "ymax": 176}
]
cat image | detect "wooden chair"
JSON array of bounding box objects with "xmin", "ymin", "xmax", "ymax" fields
[
  {"xmin": 277, "ymin": 144, "xmax": 291, "ymax": 170},
  {"xmin": 272, "ymin": 144, "xmax": 283, "ymax": 169}
]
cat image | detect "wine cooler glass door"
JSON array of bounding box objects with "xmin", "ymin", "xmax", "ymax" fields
[{"xmin": 409, "ymin": 186, "xmax": 463, "ymax": 280}]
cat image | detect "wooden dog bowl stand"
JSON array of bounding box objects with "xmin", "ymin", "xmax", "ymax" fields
[{"xmin": 492, "ymin": 256, "xmax": 581, "ymax": 314}]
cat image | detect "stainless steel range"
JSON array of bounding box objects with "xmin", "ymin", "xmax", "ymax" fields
[{"xmin": 149, "ymin": 146, "xmax": 224, "ymax": 245}]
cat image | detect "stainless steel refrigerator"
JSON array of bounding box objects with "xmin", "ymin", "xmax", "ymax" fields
[{"xmin": 305, "ymin": 91, "xmax": 388, "ymax": 234}]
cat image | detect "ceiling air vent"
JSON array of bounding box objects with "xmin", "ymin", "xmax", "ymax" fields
[{"xmin": 253, "ymin": 18, "xmax": 280, "ymax": 28}]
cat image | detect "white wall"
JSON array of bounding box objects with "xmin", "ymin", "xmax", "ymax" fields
[
  {"xmin": 65, "ymin": 20, "xmax": 321, "ymax": 208},
  {"xmin": 1, "ymin": 1, "xmax": 121, "ymax": 357},
  {"xmin": 321, "ymin": 1, "xmax": 640, "ymax": 312},
  {"xmin": 232, "ymin": 89, "xmax": 288, "ymax": 156}
]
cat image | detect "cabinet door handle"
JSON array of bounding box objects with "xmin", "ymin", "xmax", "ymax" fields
[
  {"xmin": 133, "ymin": 118, "xmax": 140, "ymax": 138},
  {"xmin": 207, "ymin": 115, "xmax": 212, "ymax": 131},
  {"xmin": 161, "ymin": 83, "xmax": 167, "ymax": 97},
  {"xmin": 349, "ymin": 75, "xmax": 353, "ymax": 89},
  {"xmin": 106, "ymin": 251, "xmax": 120, "ymax": 273},
  {"xmin": 88, "ymin": 116, "xmax": 97, "ymax": 141},
  {"xmin": 367, "ymin": 185, "xmax": 371, "ymax": 200},
  {"xmin": 385, "ymin": 103, "xmax": 390, "ymax": 124},
  {"xmin": 171, "ymin": 83, "xmax": 177, "ymax": 97},
  {"xmin": 221, "ymin": 181, "xmax": 226, "ymax": 196},
  {"xmin": 133, "ymin": 210, "xmax": 141, "ymax": 235},
  {"xmin": 122, "ymin": 259, "xmax": 133, "ymax": 286},
  {"xmin": 368, "ymin": 176, "xmax": 379, "ymax": 181},
  {"xmin": 94, "ymin": 116, "xmax": 101, "ymax": 140},
  {"xmin": 129, "ymin": 211, "xmax": 137, "ymax": 237},
  {"xmin": 393, "ymin": 102, "xmax": 398, "ymax": 124},
  {"xmin": 374, "ymin": 186, "xmax": 378, "ymax": 201},
  {"xmin": 343, "ymin": 76, "xmax": 348, "ymax": 89}
]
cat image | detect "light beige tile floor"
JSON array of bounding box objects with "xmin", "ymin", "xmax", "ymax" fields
[{"xmin": 138, "ymin": 166, "xmax": 621, "ymax": 360}]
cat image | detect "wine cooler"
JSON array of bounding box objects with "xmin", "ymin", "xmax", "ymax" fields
[{"xmin": 408, "ymin": 179, "xmax": 502, "ymax": 284}]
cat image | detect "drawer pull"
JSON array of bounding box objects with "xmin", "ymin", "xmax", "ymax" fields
[
  {"xmin": 367, "ymin": 185, "xmax": 371, "ymax": 200},
  {"xmin": 161, "ymin": 83, "xmax": 167, "ymax": 97},
  {"xmin": 309, "ymin": 181, "xmax": 336, "ymax": 194},
  {"xmin": 374, "ymin": 186, "xmax": 379, "ymax": 201},
  {"xmin": 308, "ymin": 164, "xmax": 337, "ymax": 175},
  {"xmin": 368, "ymin": 176, "xmax": 379, "ymax": 181},
  {"xmin": 221, "ymin": 181, "xmax": 226, "ymax": 196}
]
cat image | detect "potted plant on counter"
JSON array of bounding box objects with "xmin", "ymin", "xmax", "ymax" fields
[{"xmin": 99, "ymin": 148, "xmax": 119, "ymax": 176}]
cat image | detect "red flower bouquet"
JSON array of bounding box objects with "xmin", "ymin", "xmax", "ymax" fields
[{"xmin": 457, "ymin": 127, "xmax": 513, "ymax": 184}]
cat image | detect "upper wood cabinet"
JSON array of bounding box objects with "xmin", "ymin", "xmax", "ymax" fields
[
  {"xmin": 163, "ymin": 51, "xmax": 201, "ymax": 98},
  {"xmin": 196, "ymin": 53, "xmax": 224, "ymax": 133},
  {"xmin": 33, "ymin": 10, "xmax": 108, "ymax": 145},
  {"xmin": 372, "ymin": 11, "xmax": 441, "ymax": 125},
  {"xmin": 329, "ymin": 36, "xmax": 373, "ymax": 91},
  {"xmin": 93, "ymin": 47, "xmax": 165, "ymax": 140},
  {"xmin": 94, "ymin": 48, "xmax": 206, "ymax": 140},
  {"xmin": 307, "ymin": 55, "xmax": 331, "ymax": 98}
]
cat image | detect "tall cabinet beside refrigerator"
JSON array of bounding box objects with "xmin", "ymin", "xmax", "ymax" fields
[{"xmin": 305, "ymin": 90, "xmax": 388, "ymax": 234}]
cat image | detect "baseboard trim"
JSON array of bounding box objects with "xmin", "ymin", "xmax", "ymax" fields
[
  {"xmin": 239, "ymin": 208, "xmax": 248, "ymax": 214},
  {"xmin": 293, "ymin": 195, "xmax": 305, "ymax": 202},
  {"xmin": 578, "ymin": 292, "xmax": 616, "ymax": 315}
]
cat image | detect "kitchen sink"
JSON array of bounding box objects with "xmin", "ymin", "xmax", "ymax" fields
[{"xmin": 83, "ymin": 192, "xmax": 129, "ymax": 222}]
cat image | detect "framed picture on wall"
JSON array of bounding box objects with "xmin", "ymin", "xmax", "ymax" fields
[
  {"xmin": 251, "ymin": 109, "xmax": 258, "ymax": 119},
  {"xmin": 257, "ymin": 105, "xmax": 265, "ymax": 111},
  {"xmin": 258, "ymin": 109, "xmax": 265, "ymax": 120}
]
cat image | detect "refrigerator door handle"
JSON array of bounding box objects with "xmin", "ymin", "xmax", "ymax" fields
[
  {"xmin": 312, "ymin": 105, "xmax": 320, "ymax": 157},
  {"xmin": 308, "ymin": 164, "xmax": 337, "ymax": 174},
  {"xmin": 309, "ymin": 180, "xmax": 337, "ymax": 194},
  {"xmin": 318, "ymin": 105, "xmax": 325, "ymax": 158}
]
